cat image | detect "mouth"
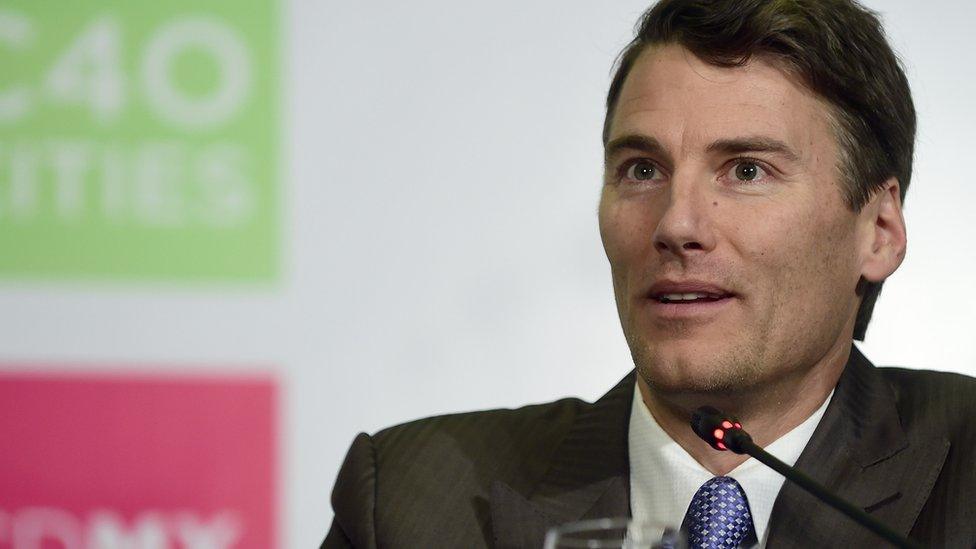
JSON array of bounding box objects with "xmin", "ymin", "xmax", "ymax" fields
[
  {"xmin": 643, "ymin": 281, "xmax": 737, "ymax": 320},
  {"xmin": 651, "ymin": 291, "xmax": 731, "ymax": 304}
]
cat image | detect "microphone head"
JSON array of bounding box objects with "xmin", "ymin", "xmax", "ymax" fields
[
  {"xmin": 691, "ymin": 406, "xmax": 747, "ymax": 453},
  {"xmin": 690, "ymin": 405, "xmax": 722, "ymax": 443}
]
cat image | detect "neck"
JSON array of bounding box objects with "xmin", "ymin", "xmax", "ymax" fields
[{"xmin": 637, "ymin": 340, "xmax": 851, "ymax": 476}]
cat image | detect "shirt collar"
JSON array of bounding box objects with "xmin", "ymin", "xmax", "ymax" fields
[{"xmin": 628, "ymin": 383, "xmax": 833, "ymax": 544}]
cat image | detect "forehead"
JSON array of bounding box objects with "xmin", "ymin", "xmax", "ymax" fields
[{"xmin": 609, "ymin": 44, "xmax": 836, "ymax": 155}]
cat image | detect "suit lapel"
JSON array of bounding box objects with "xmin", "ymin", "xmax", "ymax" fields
[
  {"xmin": 490, "ymin": 372, "xmax": 634, "ymax": 548},
  {"xmin": 766, "ymin": 347, "xmax": 949, "ymax": 547},
  {"xmin": 488, "ymin": 348, "xmax": 950, "ymax": 547}
]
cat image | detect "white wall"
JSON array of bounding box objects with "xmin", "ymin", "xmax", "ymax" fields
[{"xmin": 0, "ymin": 1, "xmax": 972, "ymax": 547}]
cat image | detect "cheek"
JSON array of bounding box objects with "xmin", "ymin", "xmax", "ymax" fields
[
  {"xmin": 599, "ymin": 194, "xmax": 654, "ymax": 270},
  {"xmin": 730, "ymin": 203, "xmax": 858, "ymax": 306},
  {"xmin": 599, "ymin": 194, "xmax": 661, "ymax": 307}
]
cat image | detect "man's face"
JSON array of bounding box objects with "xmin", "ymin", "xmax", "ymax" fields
[{"xmin": 600, "ymin": 45, "xmax": 872, "ymax": 395}]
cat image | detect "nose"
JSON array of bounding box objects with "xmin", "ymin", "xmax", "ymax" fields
[{"xmin": 652, "ymin": 176, "xmax": 716, "ymax": 258}]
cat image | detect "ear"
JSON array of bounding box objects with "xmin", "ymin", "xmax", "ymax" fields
[{"xmin": 858, "ymin": 177, "xmax": 907, "ymax": 283}]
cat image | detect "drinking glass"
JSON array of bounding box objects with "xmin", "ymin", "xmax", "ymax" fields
[{"xmin": 544, "ymin": 518, "xmax": 686, "ymax": 549}]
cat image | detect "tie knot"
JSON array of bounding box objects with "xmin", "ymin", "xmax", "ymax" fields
[{"xmin": 681, "ymin": 476, "xmax": 757, "ymax": 548}]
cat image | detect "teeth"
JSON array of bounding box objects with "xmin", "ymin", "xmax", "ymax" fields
[{"xmin": 661, "ymin": 292, "xmax": 709, "ymax": 301}]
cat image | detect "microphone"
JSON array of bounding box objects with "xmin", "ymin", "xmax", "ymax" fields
[{"xmin": 691, "ymin": 406, "xmax": 921, "ymax": 549}]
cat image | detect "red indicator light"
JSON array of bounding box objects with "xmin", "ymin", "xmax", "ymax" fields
[
  {"xmin": 721, "ymin": 420, "xmax": 733, "ymax": 429},
  {"xmin": 716, "ymin": 441, "xmax": 727, "ymax": 451}
]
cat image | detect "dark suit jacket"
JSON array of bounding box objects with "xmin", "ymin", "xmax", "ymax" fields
[{"xmin": 322, "ymin": 347, "xmax": 976, "ymax": 548}]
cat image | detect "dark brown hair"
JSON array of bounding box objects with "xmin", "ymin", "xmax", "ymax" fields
[{"xmin": 604, "ymin": 0, "xmax": 916, "ymax": 340}]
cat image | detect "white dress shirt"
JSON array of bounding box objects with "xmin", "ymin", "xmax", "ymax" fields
[{"xmin": 628, "ymin": 384, "xmax": 832, "ymax": 547}]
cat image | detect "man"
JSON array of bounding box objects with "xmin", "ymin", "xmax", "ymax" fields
[{"xmin": 323, "ymin": 0, "xmax": 976, "ymax": 547}]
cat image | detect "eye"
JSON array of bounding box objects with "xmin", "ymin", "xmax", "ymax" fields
[
  {"xmin": 624, "ymin": 160, "xmax": 664, "ymax": 183},
  {"xmin": 728, "ymin": 160, "xmax": 768, "ymax": 183}
]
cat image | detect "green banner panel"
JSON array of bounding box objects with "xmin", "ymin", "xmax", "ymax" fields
[{"xmin": 0, "ymin": 1, "xmax": 277, "ymax": 280}]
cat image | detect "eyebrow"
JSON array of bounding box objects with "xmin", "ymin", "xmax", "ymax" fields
[
  {"xmin": 604, "ymin": 134, "xmax": 801, "ymax": 164},
  {"xmin": 604, "ymin": 134, "xmax": 671, "ymax": 164},
  {"xmin": 706, "ymin": 137, "xmax": 800, "ymax": 162}
]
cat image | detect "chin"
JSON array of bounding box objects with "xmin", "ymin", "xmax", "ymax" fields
[{"xmin": 629, "ymin": 337, "xmax": 766, "ymax": 396}]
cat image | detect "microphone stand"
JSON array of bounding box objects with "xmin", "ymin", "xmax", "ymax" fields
[{"xmin": 693, "ymin": 407, "xmax": 921, "ymax": 549}]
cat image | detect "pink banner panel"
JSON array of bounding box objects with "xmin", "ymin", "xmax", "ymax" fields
[{"xmin": 0, "ymin": 370, "xmax": 277, "ymax": 549}]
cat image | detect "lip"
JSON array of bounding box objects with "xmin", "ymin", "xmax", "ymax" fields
[
  {"xmin": 643, "ymin": 279, "xmax": 737, "ymax": 320},
  {"xmin": 646, "ymin": 279, "xmax": 735, "ymax": 298}
]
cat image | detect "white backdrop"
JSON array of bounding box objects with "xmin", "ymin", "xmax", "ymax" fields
[{"xmin": 0, "ymin": 1, "xmax": 973, "ymax": 547}]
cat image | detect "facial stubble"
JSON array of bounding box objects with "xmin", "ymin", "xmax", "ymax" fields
[{"xmin": 625, "ymin": 315, "xmax": 773, "ymax": 397}]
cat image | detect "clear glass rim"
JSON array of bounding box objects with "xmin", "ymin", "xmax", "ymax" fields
[{"xmin": 543, "ymin": 517, "xmax": 682, "ymax": 549}]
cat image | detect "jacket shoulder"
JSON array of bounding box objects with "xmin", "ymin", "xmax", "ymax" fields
[
  {"xmin": 372, "ymin": 396, "xmax": 585, "ymax": 485},
  {"xmin": 876, "ymin": 367, "xmax": 976, "ymax": 544},
  {"xmin": 878, "ymin": 366, "xmax": 976, "ymax": 437},
  {"xmin": 363, "ymin": 397, "xmax": 586, "ymax": 546}
]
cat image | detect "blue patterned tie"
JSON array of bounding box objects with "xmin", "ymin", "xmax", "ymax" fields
[{"xmin": 681, "ymin": 476, "xmax": 758, "ymax": 548}]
